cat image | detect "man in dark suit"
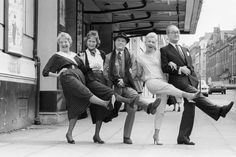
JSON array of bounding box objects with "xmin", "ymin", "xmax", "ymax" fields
[
  {"xmin": 160, "ymin": 25, "xmax": 234, "ymax": 145},
  {"xmin": 104, "ymin": 32, "xmax": 161, "ymax": 144}
]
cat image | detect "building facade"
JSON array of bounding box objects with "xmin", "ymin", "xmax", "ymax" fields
[
  {"xmin": 0, "ymin": 0, "xmax": 36, "ymax": 132},
  {"xmin": 189, "ymin": 27, "xmax": 236, "ymax": 86},
  {"xmin": 205, "ymin": 27, "xmax": 236, "ymax": 85}
]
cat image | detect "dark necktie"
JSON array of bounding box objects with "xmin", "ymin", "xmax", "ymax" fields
[
  {"xmin": 118, "ymin": 52, "xmax": 122, "ymax": 61},
  {"xmin": 175, "ymin": 45, "xmax": 185, "ymax": 60},
  {"xmin": 117, "ymin": 52, "xmax": 123, "ymax": 77}
]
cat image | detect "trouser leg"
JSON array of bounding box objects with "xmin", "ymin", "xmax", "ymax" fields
[
  {"xmin": 177, "ymin": 100, "xmax": 195, "ymax": 142},
  {"xmin": 118, "ymin": 87, "xmax": 137, "ymax": 138},
  {"xmin": 124, "ymin": 105, "xmax": 136, "ymax": 138}
]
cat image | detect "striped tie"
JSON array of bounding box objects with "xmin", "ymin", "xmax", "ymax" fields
[{"xmin": 175, "ymin": 45, "xmax": 185, "ymax": 60}]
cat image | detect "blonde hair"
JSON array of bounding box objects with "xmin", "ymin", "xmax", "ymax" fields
[
  {"xmin": 145, "ymin": 32, "xmax": 158, "ymax": 41},
  {"xmin": 145, "ymin": 32, "xmax": 158, "ymax": 50},
  {"xmin": 85, "ymin": 30, "xmax": 101, "ymax": 48},
  {"xmin": 57, "ymin": 32, "xmax": 72, "ymax": 45}
]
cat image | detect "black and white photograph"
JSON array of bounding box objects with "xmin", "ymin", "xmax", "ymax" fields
[{"xmin": 0, "ymin": 0, "xmax": 236, "ymax": 157}]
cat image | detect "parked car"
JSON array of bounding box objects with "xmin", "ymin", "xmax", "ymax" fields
[
  {"xmin": 198, "ymin": 80, "xmax": 209, "ymax": 97},
  {"xmin": 208, "ymin": 85, "xmax": 226, "ymax": 94}
]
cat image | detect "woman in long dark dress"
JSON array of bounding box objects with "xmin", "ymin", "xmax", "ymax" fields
[
  {"xmin": 43, "ymin": 32, "xmax": 135, "ymax": 144},
  {"xmin": 82, "ymin": 30, "xmax": 114, "ymax": 144}
]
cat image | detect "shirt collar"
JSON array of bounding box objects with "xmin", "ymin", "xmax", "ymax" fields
[
  {"xmin": 116, "ymin": 50, "xmax": 124, "ymax": 55},
  {"xmin": 170, "ymin": 42, "xmax": 181, "ymax": 46},
  {"xmin": 86, "ymin": 48, "xmax": 100, "ymax": 57}
]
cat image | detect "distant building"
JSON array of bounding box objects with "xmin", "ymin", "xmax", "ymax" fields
[
  {"xmin": 206, "ymin": 27, "xmax": 236, "ymax": 84},
  {"xmin": 189, "ymin": 33, "xmax": 212, "ymax": 82}
]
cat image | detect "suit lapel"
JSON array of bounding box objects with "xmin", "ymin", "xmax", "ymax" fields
[
  {"xmin": 180, "ymin": 46, "xmax": 191, "ymax": 65},
  {"xmin": 168, "ymin": 44, "xmax": 187, "ymax": 64},
  {"xmin": 168, "ymin": 44, "xmax": 184, "ymax": 62}
]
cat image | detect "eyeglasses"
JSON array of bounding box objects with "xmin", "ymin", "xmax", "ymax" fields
[{"xmin": 169, "ymin": 31, "xmax": 180, "ymax": 35}]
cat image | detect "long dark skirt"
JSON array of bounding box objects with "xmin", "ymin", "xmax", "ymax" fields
[
  {"xmin": 88, "ymin": 72, "xmax": 114, "ymax": 124},
  {"xmin": 60, "ymin": 69, "xmax": 93, "ymax": 120}
]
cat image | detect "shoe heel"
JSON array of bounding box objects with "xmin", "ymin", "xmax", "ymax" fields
[
  {"xmin": 66, "ymin": 134, "xmax": 75, "ymax": 144},
  {"xmin": 93, "ymin": 136, "xmax": 105, "ymax": 144},
  {"xmin": 153, "ymin": 134, "xmax": 163, "ymax": 145}
]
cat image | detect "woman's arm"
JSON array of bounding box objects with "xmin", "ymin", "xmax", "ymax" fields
[
  {"xmin": 132, "ymin": 60, "xmax": 144, "ymax": 81},
  {"xmin": 48, "ymin": 68, "xmax": 67, "ymax": 77},
  {"xmin": 42, "ymin": 54, "xmax": 67, "ymax": 77},
  {"xmin": 48, "ymin": 72, "xmax": 58, "ymax": 77},
  {"xmin": 160, "ymin": 48, "xmax": 180, "ymax": 75},
  {"xmin": 42, "ymin": 55, "xmax": 58, "ymax": 77}
]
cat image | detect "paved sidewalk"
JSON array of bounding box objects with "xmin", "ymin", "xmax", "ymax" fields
[{"xmin": 0, "ymin": 105, "xmax": 236, "ymax": 157}]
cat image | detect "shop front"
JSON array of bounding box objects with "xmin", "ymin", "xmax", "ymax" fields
[{"xmin": 0, "ymin": 0, "xmax": 36, "ymax": 132}]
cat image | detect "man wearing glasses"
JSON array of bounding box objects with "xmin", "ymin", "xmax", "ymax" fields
[{"xmin": 160, "ymin": 25, "xmax": 234, "ymax": 145}]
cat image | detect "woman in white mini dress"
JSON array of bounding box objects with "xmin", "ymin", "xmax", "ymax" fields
[{"xmin": 135, "ymin": 32, "xmax": 198, "ymax": 145}]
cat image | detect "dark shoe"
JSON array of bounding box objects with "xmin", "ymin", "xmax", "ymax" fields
[
  {"xmin": 107, "ymin": 95, "xmax": 116, "ymax": 111},
  {"xmin": 66, "ymin": 134, "xmax": 75, "ymax": 144},
  {"xmin": 177, "ymin": 141, "xmax": 195, "ymax": 145},
  {"xmin": 111, "ymin": 110, "xmax": 119, "ymax": 118},
  {"xmin": 172, "ymin": 107, "xmax": 176, "ymax": 111},
  {"xmin": 93, "ymin": 136, "xmax": 105, "ymax": 144},
  {"xmin": 123, "ymin": 137, "xmax": 133, "ymax": 144},
  {"xmin": 137, "ymin": 106, "xmax": 142, "ymax": 111},
  {"xmin": 147, "ymin": 98, "xmax": 161, "ymax": 115},
  {"xmin": 177, "ymin": 106, "xmax": 181, "ymax": 112},
  {"xmin": 220, "ymin": 101, "xmax": 234, "ymax": 118}
]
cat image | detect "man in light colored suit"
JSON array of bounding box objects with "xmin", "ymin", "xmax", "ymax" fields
[{"xmin": 104, "ymin": 32, "xmax": 161, "ymax": 144}]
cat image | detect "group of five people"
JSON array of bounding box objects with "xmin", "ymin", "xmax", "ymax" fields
[{"xmin": 43, "ymin": 25, "xmax": 234, "ymax": 145}]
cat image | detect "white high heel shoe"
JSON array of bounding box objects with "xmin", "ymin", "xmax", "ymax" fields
[{"xmin": 153, "ymin": 133, "xmax": 163, "ymax": 145}]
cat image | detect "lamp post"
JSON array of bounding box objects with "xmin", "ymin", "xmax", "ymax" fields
[
  {"xmin": 198, "ymin": 46, "xmax": 202, "ymax": 91},
  {"xmin": 232, "ymin": 46, "xmax": 234, "ymax": 83},
  {"xmin": 228, "ymin": 43, "xmax": 234, "ymax": 84}
]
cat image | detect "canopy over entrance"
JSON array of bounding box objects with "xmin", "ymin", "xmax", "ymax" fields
[{"xmin": 82, "ymin": 0, "xmax": 202, "ymax": 36}]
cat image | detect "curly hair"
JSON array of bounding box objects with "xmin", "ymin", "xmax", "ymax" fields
[
  {"xmin": 84, "ymin": 30, "xmax": 101, "ymax": 48},
  {"xmin": 57, "ymin": 32, "xmax": 72, "ymax": 45}
]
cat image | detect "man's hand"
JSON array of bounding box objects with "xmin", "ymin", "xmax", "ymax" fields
[
  {"xmin": 180, "ymin": 66, "xmax": 191, "ymax": 76},
  {"xmin": 117, "ymin": 78, "xmax": 125, "ymax": 87},
  {"xmin": 168, "ymin": 61, "xmax": 177, "ymax": 70}
]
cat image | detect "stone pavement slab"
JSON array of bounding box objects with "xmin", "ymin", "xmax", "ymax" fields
[{"xmin": 0, "ymin": 105, "xmax": 236, "ymax": 157}]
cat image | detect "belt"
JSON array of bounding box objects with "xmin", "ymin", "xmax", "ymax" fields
[{"xmin": 67, "ymin": 65, "xmax": 77, "ymax": 69}]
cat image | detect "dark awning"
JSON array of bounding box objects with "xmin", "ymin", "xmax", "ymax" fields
[{"xmin": 81, "ymin": 0, "xmax": 202, "ymax": 36}]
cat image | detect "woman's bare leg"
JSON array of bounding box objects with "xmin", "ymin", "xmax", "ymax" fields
[
  {"xmin": 93, "ymin": 121, "xmax": 105, "ymax": 144},
  {"xmin": 66, "ymin": 118, "xmax": 77, "ymax": 143}
]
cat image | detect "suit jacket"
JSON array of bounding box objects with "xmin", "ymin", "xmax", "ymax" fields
[
  {"xmin": 160, "ymin": 43, "xmax": 199, "ymax": 88},
  {"xmin": 104, "ymin": 48, "xmax": 137, "ymax": 90}
]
